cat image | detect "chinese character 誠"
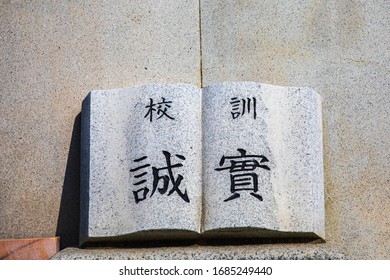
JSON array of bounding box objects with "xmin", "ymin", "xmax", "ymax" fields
[
  {"xmin": 129, "ymin": 151, "xmax": 189, "ymax": 203},
  {"xmin": 230, "ymin": 97, "xmax": 257, "ymax": 119},
  {"xmin": 215, "ymin": 148, "xmax": 270, "ymax": 202},
  {"xmin": 144, "ymin": 97, "xmax": 175, "ymax": 122}
]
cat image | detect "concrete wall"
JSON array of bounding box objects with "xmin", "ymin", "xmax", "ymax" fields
[
  {"xmin": 1, "ymin": 0, "xmax": 389, "ymax": 259},
  {"xmin": 0, "ymin": 0, "xmax": 200, "ymax": 248},
  {"xmin": 201, "ymin": 0, "xmax": 390, "ymax": 259}
]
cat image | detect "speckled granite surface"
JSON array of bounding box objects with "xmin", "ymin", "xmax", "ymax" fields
[
  {"xmin": 202, "ymin": 82, "xmax": 324, "ymax": 239},
  {"xmin": 81, "ymin": 84, "xmax": 202, "ymax": 245},
  {"xmin": 81, "ymin": 82, "xmax": 324, "ymax": 244},
  {"xmin": 52, "ymin": 244, "xmax": 345, "ymax": 260}
]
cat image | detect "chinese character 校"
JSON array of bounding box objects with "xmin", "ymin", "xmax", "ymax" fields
[
  {"xmin": 215, "ymin": 148, "xmax": 270, "ymax": 202},
  {"xmin": 129, "ymin": 151, "xmax": 189, "ymax": 203},
  {"xmin": 144, "ymin": 97, "xmax": 175, "ymax": 122}
]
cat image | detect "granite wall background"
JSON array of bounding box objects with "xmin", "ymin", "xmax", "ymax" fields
[{"xmin": 1, "ymin": 0, "xmax": 389, "ymax": 259}]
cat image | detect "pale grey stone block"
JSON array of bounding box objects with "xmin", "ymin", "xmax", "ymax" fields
[
  {"xmin": 81, "ymin": 84, "xmax": 203, "ymax": 245},
  {"xmin": 202, "ymin": 82, "xmax": 324, "ymax": 239},
  {"xmin": 81, "ymin": 82, "xmax": 324, "ymax": 244},
  {"xmin": 53, "ymin": 245, "xmax": 346, "ymax": 260}
]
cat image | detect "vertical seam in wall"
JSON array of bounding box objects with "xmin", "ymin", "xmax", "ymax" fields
[
  {"xmin": 198, "ymin": 0, "xmax": 203, "ymax": 88},
  {"xmin": 198, "ymin": 0, "xmax": 204, "ymax": 232}
]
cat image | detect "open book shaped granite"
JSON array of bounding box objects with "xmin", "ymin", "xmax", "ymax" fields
[{"xmin": 80, "ymin": 82, "xmax": 325, "ymax": 245}]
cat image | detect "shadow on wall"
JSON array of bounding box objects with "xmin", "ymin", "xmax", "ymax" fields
[{"xmin": 56, "ymin": 114, "xmax": 81, "ymax": 249}]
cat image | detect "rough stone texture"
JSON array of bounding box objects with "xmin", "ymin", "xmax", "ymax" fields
[
  {"xmin": 53, "ymin": 244, "xmax": 345, "ymax": 260},
  {"xmin": 202, "ymin": 82, "xmax": 324, "ymax": 239},
  {"xmin": 81, "ymin": 84, "xmax": 202, "ymax": 244},
  {"xmin": 81, "ymin": 82, "xmax": 323, "ymax": 243},
  {"xmin": 201, "ymin": 0, "xmax": 390, "ymax": 259},
  {"xmin": 1, "ymin": 0, "xmax": 389, "ymax": 260},
  {"xmin": 0, "ymin": 1, "xmax": 200, "ymax": 249}
]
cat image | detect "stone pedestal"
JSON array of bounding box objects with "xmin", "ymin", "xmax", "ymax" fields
[{"xmin": 53, "ymin": 244, "xmax": 345, "ymax": 260}]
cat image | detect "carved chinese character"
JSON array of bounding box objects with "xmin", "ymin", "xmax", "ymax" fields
[
  {"xmin": 130, "ymin": 151, "xmax": 189, "ymax": 203},
  {"xmin": 144, "ymin": 97, "xmax": 175, "ymax": 122},
  {"xmin": 215, "ymin": 148, "xmax": 270, "ymax": 202},
  {"xmin": 230, "ymin": 97, "xmax": 257, "ymax": 119}
]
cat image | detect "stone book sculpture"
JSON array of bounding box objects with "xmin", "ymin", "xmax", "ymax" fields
[{"xmin": 80, "ymin": 82, "xmax": 325, "ymax": 245}]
